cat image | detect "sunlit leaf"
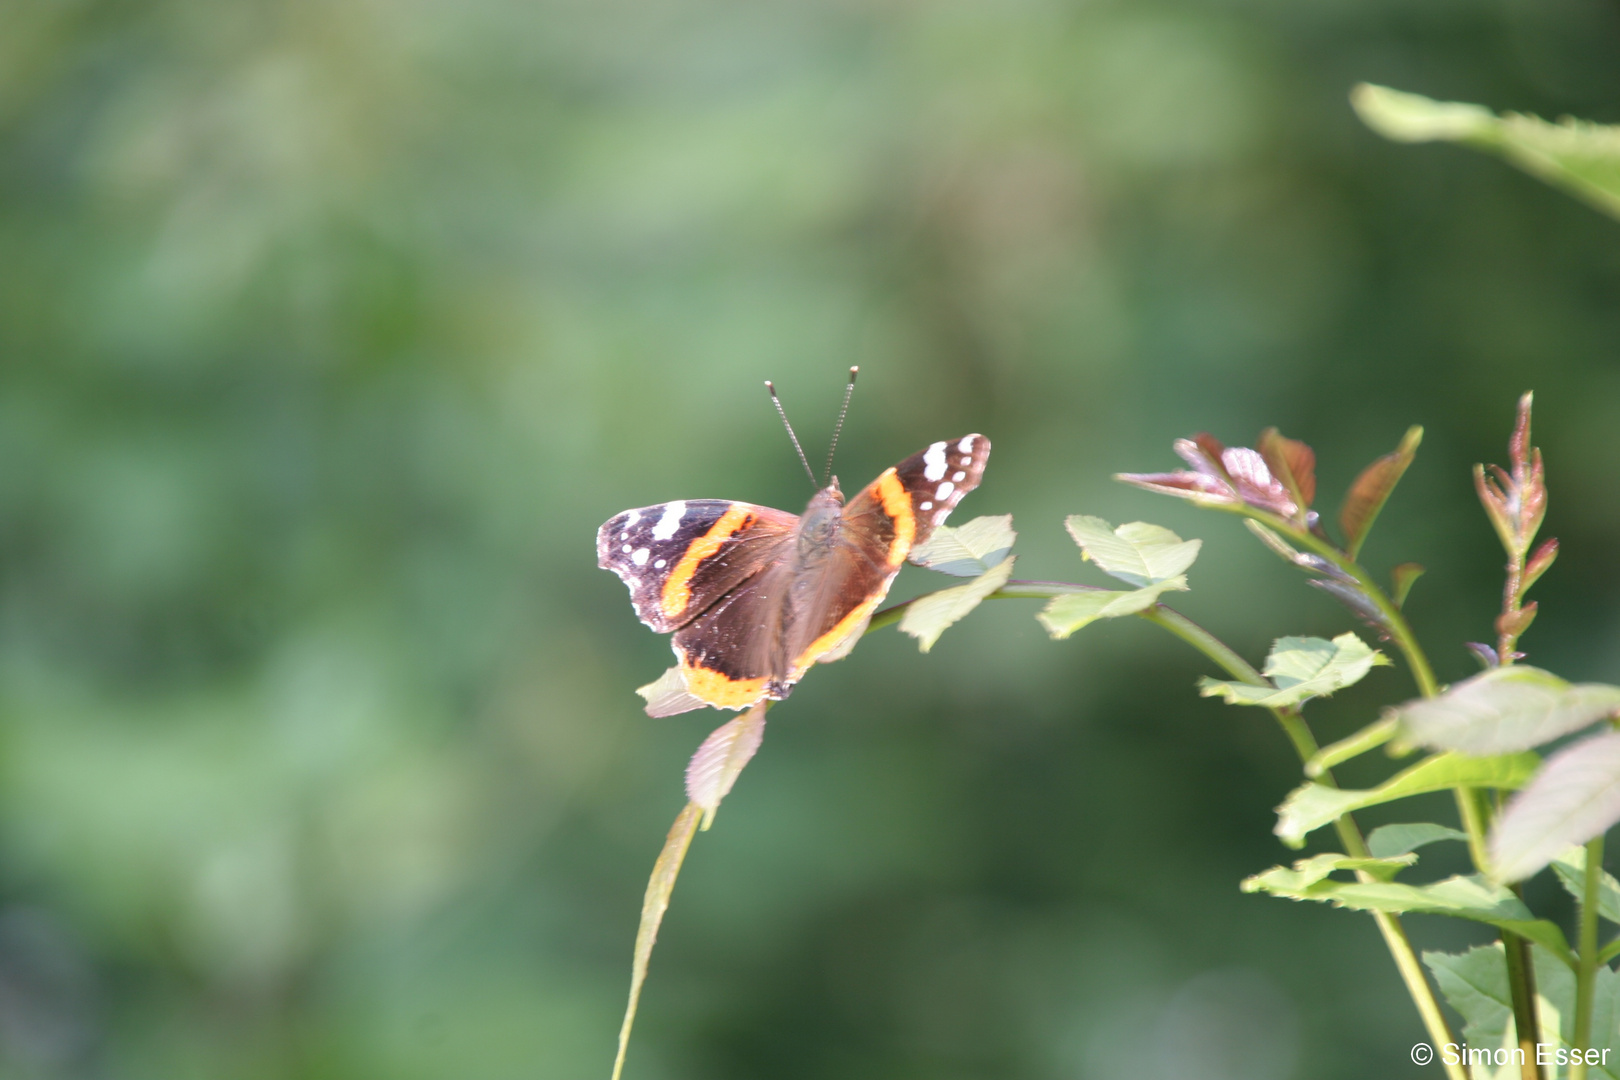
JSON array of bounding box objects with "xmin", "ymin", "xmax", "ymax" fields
[
  {"xmin": 1389, "ymin": 666, "xmax": 1620, "ymax": 755},
  {"xmin": 1428, "ymin": 944, "xmax": 1619, "ymax": 1073},
  {"xmin": 1550, "ymin": 845, "xmax": 1620, "ymax": 925},
  {"xmin": 1243, "ymin": 869, "xmax": 1573, "ymax": 963},
  {"xmin": 1243, "ymin": 852, "xmax": 1418, "ymax": 891},
  {"xmin": 636, "ymin": 666, "xmax": 707, "ymax": 717},
  {"xmin": 1276, "ymin": 751, "xmax": 1540, "ymax": 848},
  {"xmin": 1036, "ymin": 577, "xmax": 1187, "ymax": 639},
  {"xmin": 1305, "ymin": 716, "xmax": 1398, "ymax": 778},
  {"xmin": 1353, "ymin": 83, "xmax": 1620, "ymax": 221},
  {"xmin": 1367, "ymin": 823, "xmax": 1469, "ymax": 859},
  {"xmin": 1062, "ymin": 516, "xmax": 1201, "ymax": 587},
  {"xmin": 909, "ymin": 515, "xmax": 1017, "ymax": 577},
  {"xmin": 1490, "ymin": 731, "xmax": 1620, "ymax": 883},
  {"xmin": 612, "ymin": 802, "xmax": 703, "ymax": 1080},
  {"xmin": 900, "ymin": 556, "xmax": 1015, "ymax": 653},
  {"xmin": 1338, "ymin": 425, "xmax": 1422, "ymax": 559},
  {"xmin": 1256, "ymin": 427, "xmax": 1316, "ymax": 522},
  {"xmin": 1200, "ymin": 633, "xmax": 1389, "ymax": 709},
  {"xmin": 685, "ymin": 704, "xmax": 767, "ymax": 829},
  {"xmin": 1424, "ymin": 945, "xmax": 1515, "ymax": 1055}
]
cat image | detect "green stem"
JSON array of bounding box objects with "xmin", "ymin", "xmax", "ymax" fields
[
  {"xmin": 1269, "ymin": 517, "xmax": 1440, "ymax": 698},
  {"xmin": 871, "ymin": 581, "xmax": 1464, "ymax": 1079},
  {"xmin": 1572, "ymin": 835, "xmax": 1606, "ymax": 1080}
]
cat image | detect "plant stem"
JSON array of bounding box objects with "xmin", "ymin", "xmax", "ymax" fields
[
  {"xmin": 870, "ymin": 582, "xmax": 1464, "ymax": 1079},
  {"xmin": 1572, "ymin": 834, "xmax": 1606, "ymax": 1080},
  {"xmin": 1273, "ymin": 518, "xmax": 1440, "ymax": 698}
]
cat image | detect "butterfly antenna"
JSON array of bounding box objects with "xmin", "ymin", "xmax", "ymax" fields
[
  {"xmin": 822, "ymin": 366, "xmax": 858, "ymax": 485},
  {"xmin": 765, "ymin": 380, "xmax": 819, "ymax": 488}
]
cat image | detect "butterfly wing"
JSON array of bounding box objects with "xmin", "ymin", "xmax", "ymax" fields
[
  {"xmin": 597, "ymin": 500, "xmax": 798, "ymax": 633},
  {"xmin": 781, "ymin": 433, "xmax": 993, "ymax": 679}
]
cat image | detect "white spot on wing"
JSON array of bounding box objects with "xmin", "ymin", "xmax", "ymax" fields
[
  {"xmin": 936, "ymin": 481, "xmax": 955, "ymax": 500},
  {"xmin": 632, "ymin": 548, "xmax": 650, "ymax": 566},
  {"xmin": 651, "ymin": 500, "xmax": 686, "ymax": 541},
  {"xmin": 621, "ymin": 543, "xmax": 632, "ymax": 553},
  {"xmin": 952, "ymin": 471, "xmax": 966, "ymax": 482},
  {"xmin": 923, "ymin": 441, "xmax": 948, "ymax": 482},
  {"xmin": 919, "ymin": 501, "xmax": 932, "ymax": 510},
  {"xmin": 960, "ymin": 456, "xmax": 972, "ymax": 466},
  {"xmin": 654, "ymin": 559, "xmax": 666, "ymax": 569},
  {"xmin": 959, "ymin": 436, "xmax": 975, "ymax": 453}
]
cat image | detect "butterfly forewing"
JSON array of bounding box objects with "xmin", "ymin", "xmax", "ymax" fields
[{"xmin": 597, "ymin": 500, "xmax": 797, "ymax": 633}]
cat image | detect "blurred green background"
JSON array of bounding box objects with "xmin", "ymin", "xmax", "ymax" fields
[{"xmin": 3, "ymin": 0, "xmax": 1620, "ymax": 1077}]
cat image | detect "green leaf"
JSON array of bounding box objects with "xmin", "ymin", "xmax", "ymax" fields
[
  {"xmin": 1352, "ymin": 83, "xmax": 1620, "ymax": 222},
  {"xmin": 1305, "ymin": 716, "xmax": 1398, "ymax": 778},
  {"xmin": 899, "ymin": 556, "xmax": 1015, "ymax": 653},
  {"xmin": 1489, "ymin": 731, "xmax": 1620, "ymax": 884},
  {"xmin": 1367, "ymin": 823, "xmax": 1470, "ymax": 859},
  {"xmin": 1389, "ymin": 665, "xmax": 1620, "ymax": 755},
  {"xmin": 1550, "ymin": 845, "xmax": 1620, "ymax": 925},
  {"xmin": 1062, "ymin": 516, "xmax": 1201, "ymax": 588},
  {"xmin": 1201, "ymin": 633, "xmax": 1390, "ymax": 709},
  {"xmin": 636, "ymin": 665, "xmax": 707, "ymax": 717},
  {"xmin": 612, "ymin": 802, "xmax": 703, "ymax": 1080},
  {"xmin": 1276, "ymin": 751, "xmax": 1540, "ymax": 848},
  {"xmin": 1338, "ymin": 425, "xmax": 1422, "ymax": 560},
  {"xmin": 1036, "ymin": 577, "xmax": 1187, "ymax": 639},
  {"xmin": 1424, "ymin": 945, "xmax": 1513, "ymax": 1054},
  {"xmin": 685, "ymin": 704, "xmax": 766, "ymax": 829},
  {"xmin": 1243, "ymin": 869, "xmax": 1574, "ymax": 964},
  {"xmin": 1426, "ymin": 944, "xmax": 1620, "ymax": 1075},
  {"xmin": 909, "ymin": 515, "xmax": 1017, "ymax": 577},
  {"xmin": 1241, "ymin": 851, "xmax": 1417, "ymax": 891}
]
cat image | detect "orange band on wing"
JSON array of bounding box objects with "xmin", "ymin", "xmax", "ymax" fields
[
  {"xmin": 679, "ymin": 659, "xmax": 770, "ymax": 708},
  {"xmin": 661, "ymin": 505, "xmax": 756, "ymax": 620},
  {"xmin": 874, "ymin": 468, "xmax": 916, "ymax": 566},
  {"xmin": 791, "ymin": 591, "xmax": 886, "ymax": 677}
]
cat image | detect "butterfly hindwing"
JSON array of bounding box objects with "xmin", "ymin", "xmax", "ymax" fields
[{"xmin": 597, "ymin": 500, "xmax": 798, "ymax": 633}]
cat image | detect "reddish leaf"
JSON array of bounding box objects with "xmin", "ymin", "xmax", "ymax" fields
[
  {"xmin": 1258, "ymin": 428, "xmax": 1317, "ymax": 522},
  {"xmin": 1523, "ymin": 538, "xmax": 1559, "ymax": 592},
  {"xmin": 1496, "ymin": 601, "xmax": 1538, "ymax": 641},
  {"xmin": 1339, "ymin": 426, "xmax": 1422, "ymax": 559}
]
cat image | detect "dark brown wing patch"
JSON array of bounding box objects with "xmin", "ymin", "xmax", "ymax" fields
[{"xmin": 596, "ymin": 500, "xmax": 796, "ymax": 632}]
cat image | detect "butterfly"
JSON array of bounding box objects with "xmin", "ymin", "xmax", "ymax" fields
[{"xmin": 597, "ymin": 374, "xmax": 989, "ymax": 715}]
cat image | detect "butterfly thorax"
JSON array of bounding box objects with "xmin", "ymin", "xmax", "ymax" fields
[{"xmin": 794, "ymin": 480, "xmax": 844, "ymax": 564}]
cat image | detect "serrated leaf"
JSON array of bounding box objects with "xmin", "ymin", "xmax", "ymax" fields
[
  {"xmin": 1062, "ymin": 516, "xmax": 1201, "ymax": 588},
  {"xmin": 1243, "ymin": 870, "xmax": 1573, "ymax": 962},
  {"xmin": 1338, "ymin": 426, "xmax": 1422, "ymax": 560},
  {"xmin": 1036, "ymin": 577, "xmax": 1187, "ymax": 639},
  {"xmin": 1367, "ymin": 823, "xmax": 1470, "ymax": 859},
  {"xmin": 1389, "ymin": 665, "xmax": 1620, "ymax": 755},
  {"xmin": 1490, "ymin": 731, "xmax": 1620, "ymax": 883},
  {"xmin": 1241, "ymin": 851, "xmax": 1417, "ymax": 891},
  {"xmin": 636, "ymin": 666, "xmax": 707, "ymax": 717},
  {"xmin": 899, "ymin": 556, "xmax": 1015, "ymax": 653},
  {"xmin": 909, "ymin": 515, "xmax": 1017, "ymax": 577},
  {"xmin": 1200, "ymin": 633, "xmax": 1390, "ymax": 709},
  {"xmin": 1426, "ymin": 944, "xmax": 1620, "ymax": 1079},
  {"xmin": 685, "ymin": 705, "xmax": 766, "ymax": 828},
  {"xmin": 611, "ymin": 802, "xmax": 702, "ymax": 1080},
  {"xmin": 1276, "ymin": 751, "xmax": 1540, "ymax": 848},
  {"xmin": 1550, "ymin": 845, "xmax": 1620, "ymax": 925},
  {"xmin": 1425, "ymin": 945, "xmax": 1514, "ymax": 1055},
  {"xmin": 1353, "ymin": 83, "xmax": 1620, "ymax": 221}
]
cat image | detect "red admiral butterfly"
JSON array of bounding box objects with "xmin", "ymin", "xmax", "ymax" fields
[{"xmin": 597, "ymin": 369, "xmax": 989, "ymax": 714}]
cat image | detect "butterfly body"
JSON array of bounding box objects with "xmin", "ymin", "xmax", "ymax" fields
[{"xmin": 598, "ymin": 435, "xmax": 990, "ymax": 714}]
